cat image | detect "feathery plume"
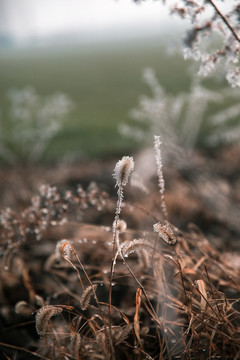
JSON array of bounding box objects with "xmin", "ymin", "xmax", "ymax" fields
[{"xmin": 113, "ymin": 156, "xmax": 134, "ymax": 187}]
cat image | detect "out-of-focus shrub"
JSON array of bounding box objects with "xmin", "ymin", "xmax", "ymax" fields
[
  {"xmin": 119, "ymin": 68, "xmax": 240, "ymax": 150},
  {"xmin": 0, "ymin": 86, "xmax": 73, "ymax": 164}
]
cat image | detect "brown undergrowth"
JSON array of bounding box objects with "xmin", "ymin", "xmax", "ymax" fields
[{"xmin": 0, "ymin": 142, "xmax": 240, "ymax": 359}]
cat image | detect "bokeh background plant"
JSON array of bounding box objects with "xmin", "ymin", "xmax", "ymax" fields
[{"xmin": 0, "ymin": 0, "xmax": 239, "ymax": 165}]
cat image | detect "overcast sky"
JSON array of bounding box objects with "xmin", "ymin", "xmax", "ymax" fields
[
  {"xmin": 0, "ymin": 0, "xmax": 181, "ymax": 42},
  {"xmin": 0, "ymin": 0, "xmax": 235, "ymax": 44}
]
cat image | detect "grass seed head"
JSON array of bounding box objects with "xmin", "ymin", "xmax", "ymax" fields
[
  {"xmin": 69, "ymin": 332, "xmax": 81, "ymax": 359},
  {"xmin": 36, "ymin": 305, "xmax": 63, "ymax": 336},
  {"xmin": 113, "ymin": 156, "xmax": 134, "ymax": 187},
  {"xmin": 80, "ymin": 284, "xmax": 97, "ymax": 311},
  {"xmin": 153, "ymin": 222, "xmax": 177, "ymax": 245}
]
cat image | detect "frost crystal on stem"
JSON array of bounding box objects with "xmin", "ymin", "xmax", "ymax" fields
[{"xmin": 154, "ymin": 136, "xmax": 168, "ymax": 221}]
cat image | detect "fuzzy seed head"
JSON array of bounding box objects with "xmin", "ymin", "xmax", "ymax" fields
[
  {"xmin": 36, "ymin": 305, "xmax": 63, "ymax": 335},
  {"xmin": 80, "ymin": 284, "xmax": 97, "ymax": 311},
  {"xmin": 69, "ymin": 332, "xmax": 81, "ymax": 358},
  {"xmin": 113, "ymin": 156, "xmax": 134, "ymax": 187},
  {"xmin": 153, "ymin": 222, "xmax": 177, "ymax": 245}
]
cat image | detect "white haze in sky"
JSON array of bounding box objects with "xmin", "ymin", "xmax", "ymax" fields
[
  {"xmin": 0, "ymin": 0, "xmax": 180, "ymax": 43},
  {"xmin": 0, "ymin": 0, "xmax": 235, "ymax": 45}
]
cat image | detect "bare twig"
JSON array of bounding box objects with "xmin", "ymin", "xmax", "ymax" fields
[{"xmin": 208, "ymin": 0, "xmax": 240, "ymax": 44}]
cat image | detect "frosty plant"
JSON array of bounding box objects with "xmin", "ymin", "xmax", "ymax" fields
[
  {"xmin": 120, "ymin": 67, "xmax": 240, "ymax": 149},
  {"xmin": 0, "ymin": 86, "xmax": 73, "ymax": 164},
  {"xmin": 133, "ymin": 0, "xmax": 240, "ymax": 87},
  {"xmin": 112, "ymin": 156, "xmax": 134, "ymax": 251},
  {"xmin": 1, "ymin": 135, "xmax": 240, "ymax": 358}
]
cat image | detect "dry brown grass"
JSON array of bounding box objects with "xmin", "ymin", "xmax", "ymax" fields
[{"xmin": 0, "ymin": 144, "xmax": 240, "ymax": 359}]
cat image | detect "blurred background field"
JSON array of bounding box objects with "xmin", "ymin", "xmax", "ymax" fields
[
  {"xmin": 0, "ymin": 0, "xmax": 239, "ymax": 165},
  {"xmin": 0, "ymin": 38, "xmax": 192, "ymax": 163}
]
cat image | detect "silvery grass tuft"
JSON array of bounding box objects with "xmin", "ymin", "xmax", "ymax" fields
[
  {"xmin": 113, "ymin": 156, "xmax": 135, "ymax": 188},
  {"xmin": 110, "ymin": 156, "xmax": 134, "ymax": 350},
  {"xmin": 112, "ymin": 156, "xmax": 134, "ymax": 250}
]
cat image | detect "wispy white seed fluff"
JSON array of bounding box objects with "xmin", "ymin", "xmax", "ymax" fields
[{"xmin": 113, "ymin": 156, "xmax": 134, "ymax": 187}]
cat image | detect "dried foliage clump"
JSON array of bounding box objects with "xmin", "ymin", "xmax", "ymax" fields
[{"xmin": 0, "ymin": 140, "xmax": 240, "ymax": 359}]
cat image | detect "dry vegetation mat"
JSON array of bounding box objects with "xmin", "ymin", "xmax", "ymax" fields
[{"xmin": 0, "ymin": 141, "xmax": 240, "ymax": 359}]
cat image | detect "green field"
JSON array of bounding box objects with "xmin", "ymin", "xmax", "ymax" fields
[{"xmin": 0, "ymin": 37, "xmax": 192, "ymax": 162}]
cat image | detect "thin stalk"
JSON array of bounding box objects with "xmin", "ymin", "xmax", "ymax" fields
[{"xmin": 208, "ymin": 0, "xmax": 240, "ymax": 43}]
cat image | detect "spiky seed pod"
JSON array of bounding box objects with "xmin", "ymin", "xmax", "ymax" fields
[
  {"xmin": 153, "ymin": 222, "xmax": 177, "ymax": 245},
  {"xmin": 69, "ymin": 332, "xmax": 81, "ymax": 359},
  {"xmin": 113, "ymin": 156, "xmax": 134, "ymax": 187},
  {"xmin": 35, "ymin": 305, "xmax": 63, "ymax": 335},
  {"xmin": 80, "ymin": 284, "xmax": 97, "ymax": 311}
]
